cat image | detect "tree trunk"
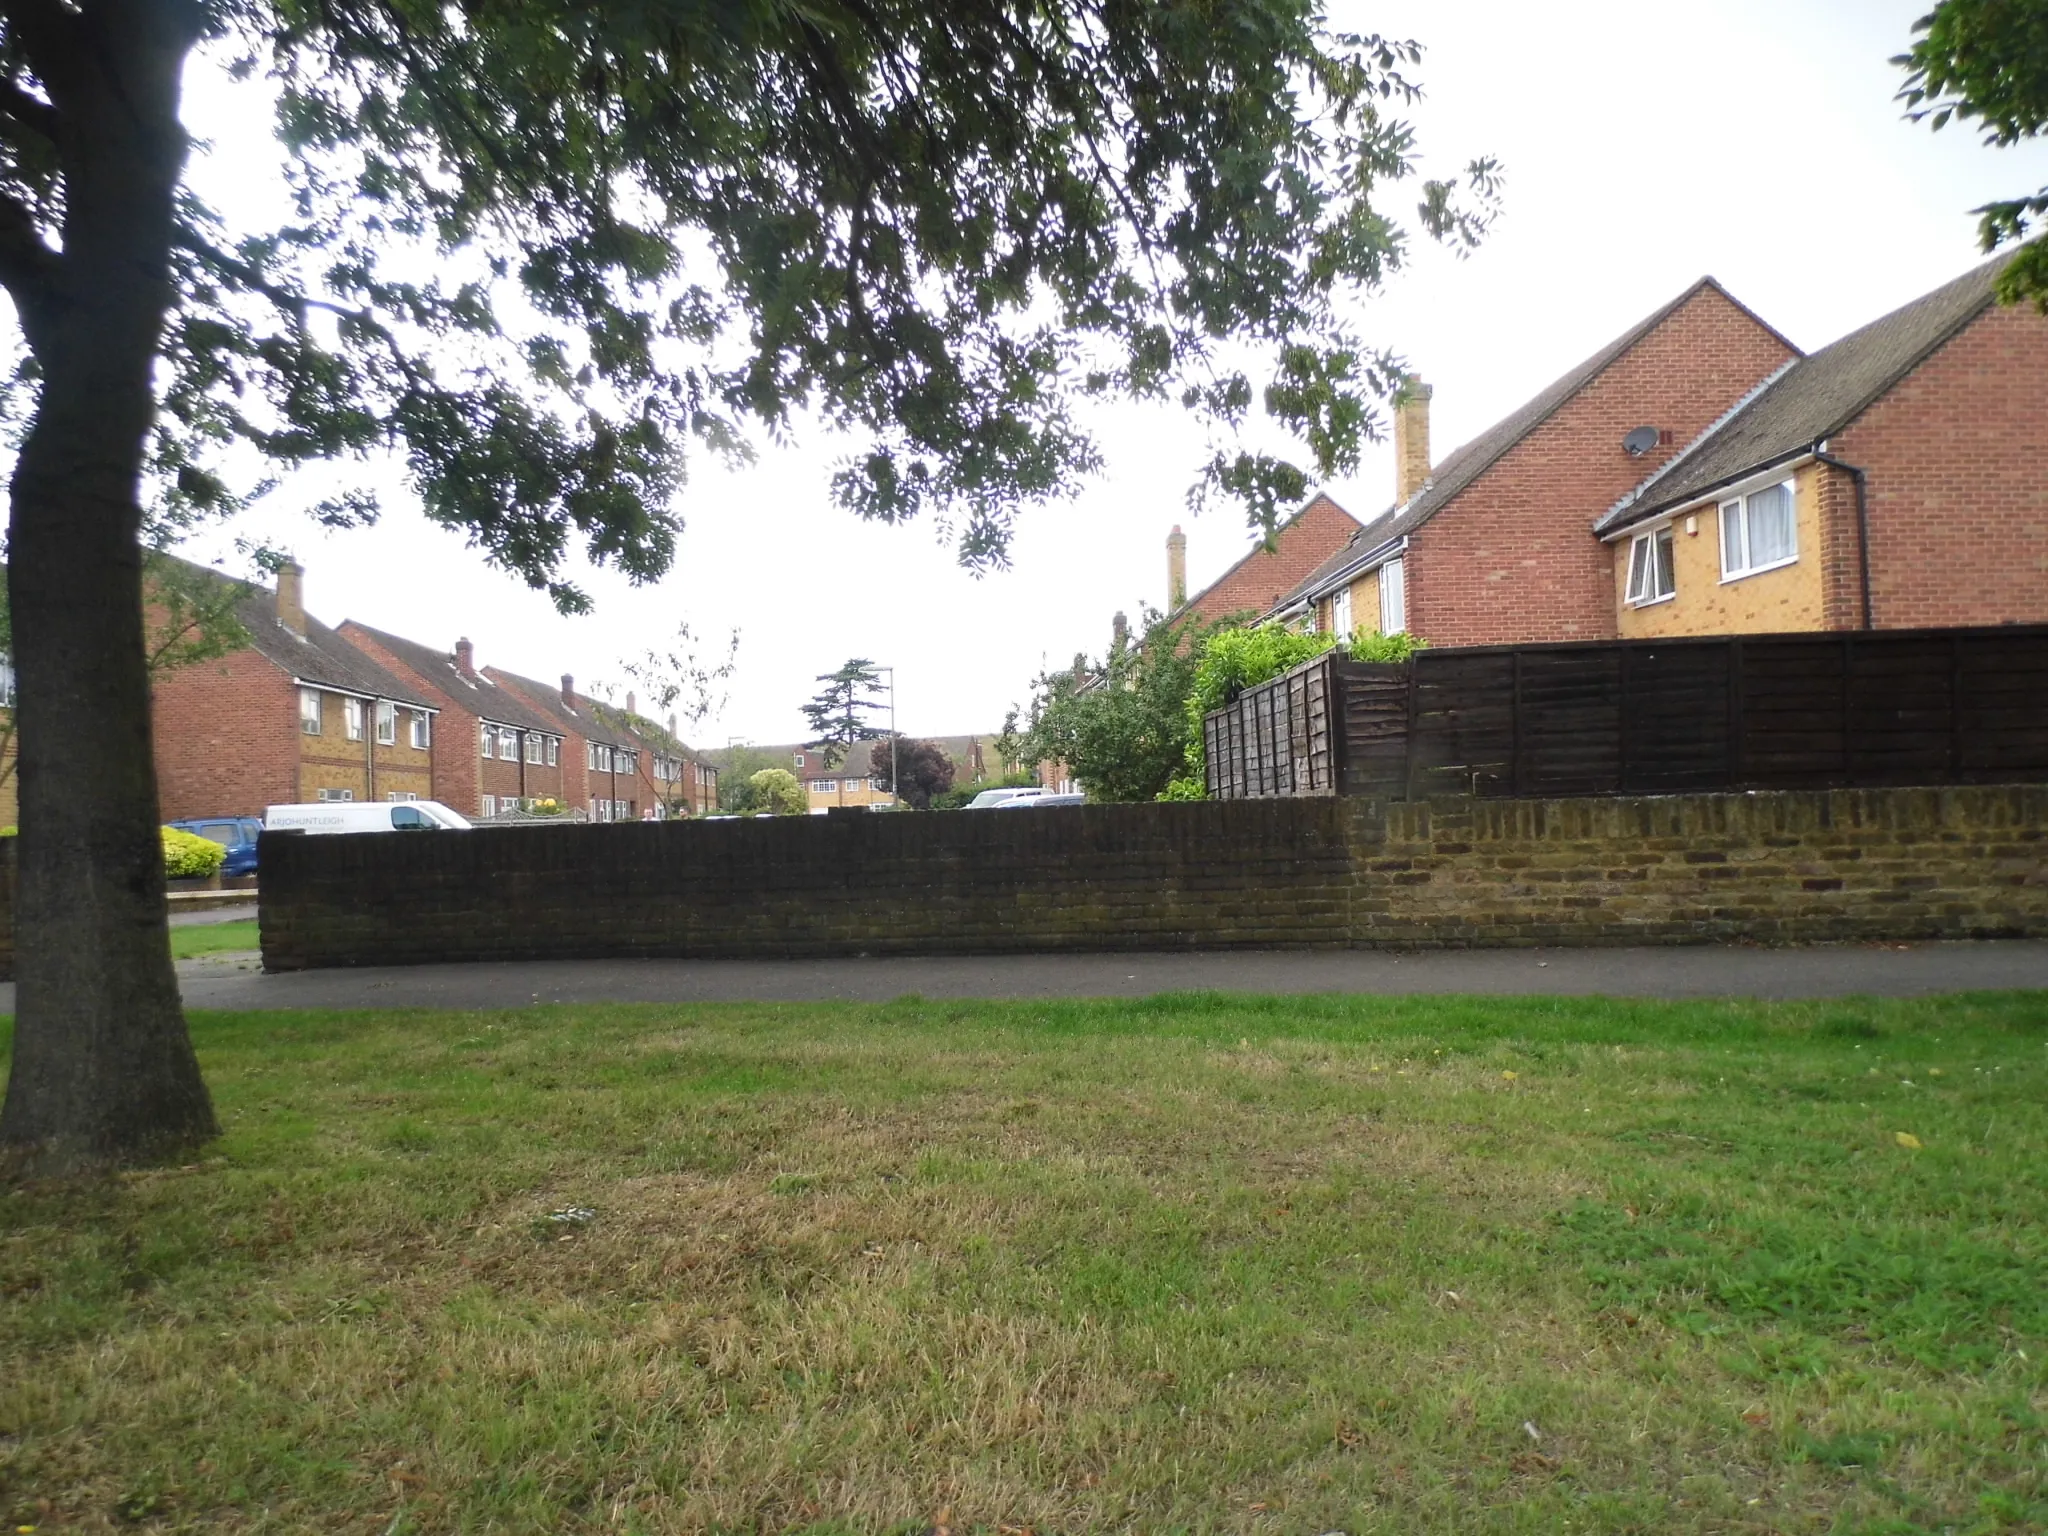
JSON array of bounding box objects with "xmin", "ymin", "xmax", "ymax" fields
[{"xmin": 0, "ymin": 0, "xmax": 215, "ymax": 1173}]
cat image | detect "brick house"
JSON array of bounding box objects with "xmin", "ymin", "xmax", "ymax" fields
[
  {"xmin": 339, "ymin": 622, "xmax": 568, "ymax": 818},
  {"xmin": 484, "ymin": 670, "xmax": 714, "ymax": 820},
  {"xmin": 1167, "ymin": 493, "xmax": 1364, "ymax": 627},
  {"xmin": 152, "ymin": 561, "xmax": 439, "ymax": 819},
  {"xmin": 1269, "ymin": 278, "xmax": 1800, "ymax": 643},
  {"xmin": 1597, "ymin": 253, "xmax": 2048, "ymax": 636}
]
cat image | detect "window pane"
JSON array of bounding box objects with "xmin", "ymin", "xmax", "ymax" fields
[
  {"xmin": 1653, "ymin": 528, "xmax": 1676, "ymax": 598},
  {"xmin": 300, "ymin": 689, "xmax": 322, "ymax": 734},
  {"xmin": 1627, "ymin": 537, "xmax": 1650, "ymax": 601},
  {"xmin": 480, "ymin": 723, "xmax": 493, "ymax": 758},
  {"xmin": 1379, "ymin": 559, "xmax": 1405, "ymax": 634},
  {"xmin": 1747, "ymin": 483, "xmax": 1795, "ymax": 566},
  {"xmin": 498, "ymin": 727, "xmax": 518, "ymax": 758},
  {"xmin": 1720, "ymin": 500, "xmax": 1745, "ymax": 574}
]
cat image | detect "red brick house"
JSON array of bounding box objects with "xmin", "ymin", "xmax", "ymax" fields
[
  {"xmin": 1167, "ymin": 493, "xmax": 1364, "ymax": 627},
  {"xmin": 153, "ymin": 562, "xmax": 440, "ymax": 819},
  {"xmin": 484, "ymin": 670, "xmax": 714, "ymax": 820},
  {"xmin": 1270, "ymin": 278, "xmax": 1801, "ymax": 644},
  {"xmin": 1598, "ymin": 252, "xmax": 2048, "ymax": 636},
  {"xmin": 340, "ymin": 622, "xmax": 568, "ymax": 818}
]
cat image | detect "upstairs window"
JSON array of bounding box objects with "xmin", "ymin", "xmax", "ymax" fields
[
  {"xmin": 497, "ymin": 726, "xmax": 518, "ymax": 760},
  {"xmin": 1625, "ymin": 526, "xmax": 1676, "ymax": 606},
  {"xmin": 300, "ymin": 688, "xmax": 322, "ymax": 735},
  {"xmin": 375, "ymin": 700, "xmax": 396, "ymax": 745},
  {"xmin": 524, "ymin": 733, "xmax": 543, "ymax": 764},
  {"xmin": 344, "ymin": 697, "xmax": 365, "ymax": 741},
  {"xmin": 410, "ymin": 712, "xmax": 431, "ymax": 750},
  {"xmin": 480, "ymin": 722, "xmax": 493, "ymax": 758},
  {"xmin": 545, "ymin": 737, "xmax": 559, "ymax": 766},
  {"xmin": 615, "ymin": 749, "xmax": 636, "ymax": 774},
  {"xmin": 814, "ymin": 779, "xmax": 837, "ymax": 794},
  {"xmin": 1720, "ymin": 480, "xmax": 1797, "ymax": 579},
  {"xmin": 1379, "ymin": 558, "xmax": 1407, "ymax": 635}
]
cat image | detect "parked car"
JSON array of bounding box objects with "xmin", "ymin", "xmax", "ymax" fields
[
  {"xmin": 963, "ymin": 786, "xmax": 1050, "ymax": 809},
  {"xmin": 167, "ymin": 816, "xmax": 265, "ymax": 877},
  {"xmin": 264, "ymin": 801, "xmax": 474, "ymax": 834},
  {"xmin": 996, "ymin": 792, "xmax": 1087, "ymax": 808}
]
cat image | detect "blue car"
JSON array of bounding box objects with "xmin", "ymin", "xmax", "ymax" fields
[{"xmin": 168, "ymin": 816, "xmax": 265, "ymax": 878}]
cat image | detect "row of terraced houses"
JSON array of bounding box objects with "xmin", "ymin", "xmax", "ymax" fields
[
  {"xmin": 1162, "ymin": 252, "xmax": 2047, "ymax": 646},
  {"xmin": 146, "ymin": 559, "xmax": 717, "ymax": 823}
]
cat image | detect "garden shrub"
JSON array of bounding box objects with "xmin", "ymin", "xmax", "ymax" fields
[{"xmin": 162, "ymin": 826, "xmax": 227, "ymax": 880}]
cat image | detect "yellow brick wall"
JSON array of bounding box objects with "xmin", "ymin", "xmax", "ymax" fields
[
  {"xmin": 296, "ymin": 690, "xmax": 436, "ymax": 802},
  {"xmin": 1315, "ymin": 569, "xmax": 1382, "ymax": 637},
  {"xmin": 1615, "ymin": 464, "xmax": 1828, "ymax": 639}
]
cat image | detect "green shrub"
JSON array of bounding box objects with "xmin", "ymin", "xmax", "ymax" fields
[
  {"xmin": 162, "ymin": 825, "xmax": 226, "ymax": 880},
  {"xmin": 1347, "ymin": 627, "xmax": 1427, "ymax": 663}
]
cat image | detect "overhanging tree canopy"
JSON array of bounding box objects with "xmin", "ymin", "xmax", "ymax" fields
[{"xmin": 0, "ymin": 0, "xmax": 1496, "ymax": 1168}]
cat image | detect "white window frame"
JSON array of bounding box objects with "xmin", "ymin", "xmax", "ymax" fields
[
  {"xmin": 385, "ymin": 790, "xmax": 419, "ymax": 802},
  {"xmin": 343, "ymin": 697, "xmax": 365, "ymax": 741},
  {"xmin": 300, "ymin": 688, "xmax": 323, "ymax": 735},
  {"xmin": 479, "ymin": 722, "xmax": 494, "ymax": 759},
  {"xmin": 409, "ymin": 711, "xmax": 431, "ymax": 750},
  {"xmin": 814, "ymin": 778, "xmax": 838, "ymax": 794},
  {"xmin": 375, "ymin": 700, "xmax": 397, "ymax": 745},
  {"xmin": 524, "ymin": 733, "xmax": 543, "ymax": 764},
  {"xmin": 497, "ymin": 725, "xmax": 518, "ymax": 760},
  {"xmin": 316, "ymin": 786, "xmax": 354, "ymax": 803},
  {"xmin": 1330, "ymin": 585, "xmax": 1353, "ymax": 638},
  {"xmin": 481, "ymin": 794, "xmax": 497, "ymax": 817},
  {"xmin": 1624, "ymin": 525, "xmax": 1677, "ymax": 607},
  {"xmin": 1719, "ymin": 479, "xmax": 1799, "ymax": 581},
  {"xmin": 545, "ymin": 737, "xmax": 559, "ymax": 766},
  {"xmin": 1379, "ymin": 557, "xmax": 1407, "ymax": 635}
]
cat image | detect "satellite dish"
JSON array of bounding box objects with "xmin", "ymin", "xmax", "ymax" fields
[{"xmin": 1622, "ymin": 425, "xmax": 1660, "ymax": 457}]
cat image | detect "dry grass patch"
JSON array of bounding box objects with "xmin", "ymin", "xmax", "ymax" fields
[{"xmin": 1, "ymin": 991, "xmax": 2043, "ymax": 1533}]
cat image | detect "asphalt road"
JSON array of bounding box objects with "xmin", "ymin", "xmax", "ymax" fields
[{"xmin": 43, "ymin": 938, "xmax": 2041, "ymax": 1010}]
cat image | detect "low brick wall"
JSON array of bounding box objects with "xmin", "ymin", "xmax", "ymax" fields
[{"xmin": 254, "ymin": 785, "xmax": 2048, "ymax": 970}]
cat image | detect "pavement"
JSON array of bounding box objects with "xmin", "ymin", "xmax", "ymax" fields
[{"xmin": 37, "ymin": 937, "xmax": 2040, "ymax": 1011}]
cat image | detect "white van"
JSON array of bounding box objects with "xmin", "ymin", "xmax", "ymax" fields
[
  {"xmin": 264, "ymin": 800, "xmax": 474, "ymax": 835},
  {"xmin": 963, "ymin": 786, "xmax": 1049, "ymax": 809}
]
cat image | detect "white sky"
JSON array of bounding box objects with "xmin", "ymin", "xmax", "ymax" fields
[{"xmin": 168, "ymin": 0, "xmax": 2048, "ymax": 748}]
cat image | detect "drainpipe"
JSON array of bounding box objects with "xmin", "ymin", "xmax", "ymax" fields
[
  {"xmin": 1811, "ymin": 448, "xmax": 1873, "ymax": 630},
  {"xmin": 365, "ymin": 697, "xmax": 376, "ymax": 800}
]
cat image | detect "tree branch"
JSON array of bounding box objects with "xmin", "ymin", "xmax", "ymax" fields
[
  {"xmin": 0, "ymin": 75, "xmax": 59, "ymax": 141},
  {"xmin": 0, "ymin": 0, "xmax": 88, "ymax": 104},
  {"xmin": 0, "ymin": 187, "xmax": 60, "ymax": 333}
]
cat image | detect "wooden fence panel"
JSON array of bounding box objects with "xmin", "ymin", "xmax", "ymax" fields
[{"xmin": 1202, "ymin": 626, "xmax": 2048, "ymax": 802}]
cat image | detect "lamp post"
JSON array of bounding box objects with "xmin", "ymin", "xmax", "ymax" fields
[{"xmin": 877, "ymin": 665, "xmax": 897, "ymax": 808}]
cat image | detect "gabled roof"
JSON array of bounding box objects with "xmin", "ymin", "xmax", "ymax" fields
[
  {"xmin": 1278, "ymin": 277, "xmax": 1797, "ymax": 609},
  {"xmin": 483, "ymin": 664, "xmax": 639, "ymax": 748},
  {"xmin": 1176, "ymin": 493, "xmax": 1364, "ymax": 623},
  {"xmin": 1597, "ymin": 252, "xmax": 2014, "ymax": 534},
  {"xmin": 344, "ymin": 621, "xmax": 565, "ymax": 737},
  {"xmin": 159, "ymin": 556, "xmax": 438, "ymax": 709}
]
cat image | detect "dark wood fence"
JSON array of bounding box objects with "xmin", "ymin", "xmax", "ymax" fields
[{"xmin": 1203, "ymin": 626, "xmax": 2048, "ymax": 801}]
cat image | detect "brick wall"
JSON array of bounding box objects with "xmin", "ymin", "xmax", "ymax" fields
[
  {"xmin": 153, "ymin": 649, "xmax": 299, "ymax": 821},
  {"xmin": 1413, "ymin": 285, "xmax": 1799, "ymax": 647},
  {"xmin": 256, "ymin": 784, "xmax": 2048, "ymax": 970},
  {"xmin": 1833, "ymin": 300, "xmax": 2048, "ymax": 630}
]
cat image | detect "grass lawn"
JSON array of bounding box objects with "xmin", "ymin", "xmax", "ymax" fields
[
  {"xmin": 1, "ymin": 991, "xmax": 2044, "ymax": 1534},
  {"xmin": 167, "ymin": 919, "xmax": 259, "ymax": 961}
]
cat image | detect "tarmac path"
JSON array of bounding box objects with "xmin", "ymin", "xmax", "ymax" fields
[{"xmin": 76, "ymin": 937, "xmax": 2048, "ymax": 1010}]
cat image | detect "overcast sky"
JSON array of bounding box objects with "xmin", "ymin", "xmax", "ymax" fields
[{"xmin": 168, "ymin": 0, "xmax": 2048, "ymax": 750}]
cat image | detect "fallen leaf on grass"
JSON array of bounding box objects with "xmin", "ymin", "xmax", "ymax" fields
[
  {"xmin": 1510, "ymin": 1451, "xmax": 1559, "ymax": 1475},
  {"xmin": 1336, "ymin": 1420, "xmax": 1362, "ymax": 1449},
  {"xmin": 1894, "ymin": 1131, "xmax": 1923, "ymax": 1150},
  {"xmin": 1501, "ymin": 1070, "xmax": 1518, "ymax": 1081},
  {"xmin": 1742, "ymin": 1410, "xmax": 1771, "ymax": 1427}
]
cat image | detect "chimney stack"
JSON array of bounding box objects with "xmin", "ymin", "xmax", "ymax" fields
[
  {"xmin": 667, "ymin": 713, "xmax": 677, "ymax": 737},
  {"xmin": 275, "ymin": 560, "xmax": 306, "ymax": 638},
  {"xmin": 625, "ymin": 690, "xmax": 637, "ymax": 717},
  {"xmin": 1166, "ymin": 525, "xmax": 1188, "ymax": 611},
  {"xmin": 454, "ymin": 637, "xmax": 476, "ymax": 678},
  {"xmin": 1112, "ymin": 610, "xmax": 1129, "ymax": 649},
  {"xmin": 1394, "ymin": 375, "xmax": 1433, "ymax": 504},
  {"xmin": 560, "ymin": 673, "xmax": 576, "ymax": 709}
]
